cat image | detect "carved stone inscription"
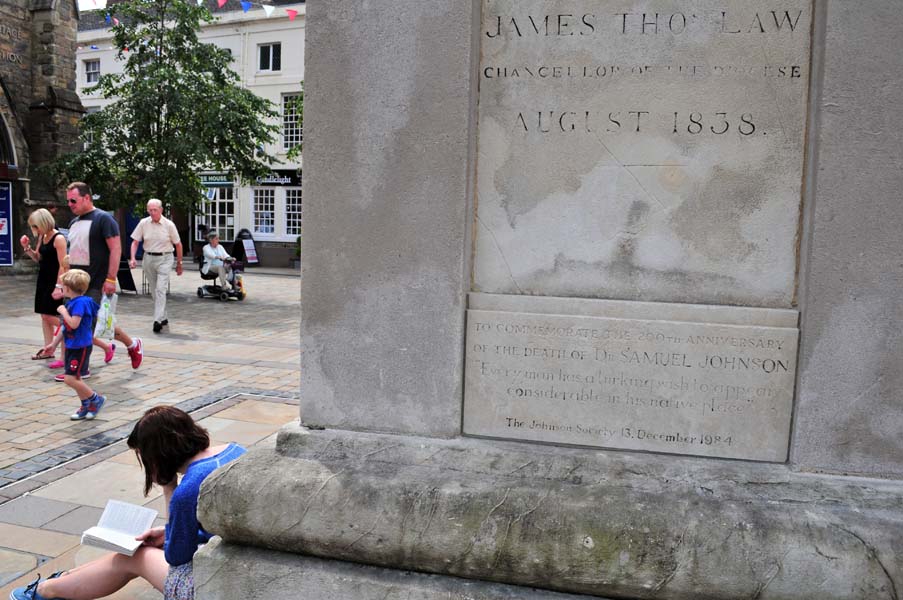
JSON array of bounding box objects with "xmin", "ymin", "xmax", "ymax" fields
[
  {"xmin": 463, "ymin": 308, "xmax": 798, "ymax": 461},
  {"xmin": 473, "ymin": 0, "xmax": 813, "ymax": 307}
]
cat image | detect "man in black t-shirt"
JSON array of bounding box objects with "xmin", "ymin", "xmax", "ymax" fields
[{"xmin": 65, "ymin": 182, "xmax": 144, "ymax": 369}]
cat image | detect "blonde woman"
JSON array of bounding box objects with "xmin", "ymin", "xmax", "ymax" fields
[{"xmin": 20, "ymin": 209, "xmax": 67, "ymax": 360}]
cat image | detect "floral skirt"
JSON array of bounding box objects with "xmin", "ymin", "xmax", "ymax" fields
[{"xmin": 164, "ymin": 562, "xmax": 194, "ymax": 600}]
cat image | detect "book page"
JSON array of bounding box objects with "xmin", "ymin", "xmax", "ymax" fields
[
  {"xmin": 96, "ymin": 499, "xmax": 158, "ymax": 536},
  {"xmin": 82, "ymin": 526, "xmax": 143, "ymax": 554}
]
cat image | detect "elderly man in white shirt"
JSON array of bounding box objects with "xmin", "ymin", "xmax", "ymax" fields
[{"xmin": 129, "ymin": 198, "xmax": 184, "ymax": 333}]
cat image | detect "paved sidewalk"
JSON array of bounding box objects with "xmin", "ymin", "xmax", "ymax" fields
[{"xmin": 0, "ymin": 266, "xmax": 301, "ymax": 598}]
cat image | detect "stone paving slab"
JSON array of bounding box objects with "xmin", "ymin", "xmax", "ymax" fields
[{"xmin": 0, "ymin": 496, "xmax": 81, "ymax": 529}]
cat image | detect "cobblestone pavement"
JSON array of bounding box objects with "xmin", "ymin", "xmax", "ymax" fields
[
  {"xmin": 0, "ymin": 265, "xmax": 301, "ymax": 597},
  {"xmin": 0, "ymin": 266, "xmax": 300, "ymax": 488}
]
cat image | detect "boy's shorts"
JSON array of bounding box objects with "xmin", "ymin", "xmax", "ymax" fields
[{"xmin": 64, "ymin": 346, "xmax": 92, "ymax": 377}]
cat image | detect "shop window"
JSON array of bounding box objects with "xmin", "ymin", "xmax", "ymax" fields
[
  {"xmin": 200, "ymin": 186, "xmax": 235, "ymax": 242},
  {"xmin": 258, "ymin": 43, "xmax": 281, "ymax": 72},
  {"xmin": 85, "ymin": 59, "xmax": 100, "ymax": 84},
  {"xmin": 286, "ymin": 187, "xmax": 302, "ymax": 235},
  {"xmin": 253, "ymin": 188, "xmax": 276, "ymax": 234}
]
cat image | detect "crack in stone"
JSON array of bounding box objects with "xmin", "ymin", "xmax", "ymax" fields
[
  {"xmin": 360, "ymin": 443, "xmax": 403, "ymax": 461},
  {"xmin": 506, "ymin": 460, "xmax": 535, "ymax": 476},
  {"xmin": 749, "ymin": 555, "xmax": 784, "ymax": 600},
  {"xmin": 652, "ymin": 524, "xmax": 690, "ymax": 592},
  {"xmin": 343, "ymin": 512, "xmax": 383, "ymax": 550},
  {"xmin": 456, "ymin": 488, "xmax": 511, "ymax": 564},
  {"xmin": 279, "ymin": 468, "xmax": 346, "ymax": 537},
  {"xmin": 832, "ymin": 524, "xmax": 899, "ymax": 600},
  {"xmin": 476, "ymin": 214, "xmax": 523, "ymax": 293}
]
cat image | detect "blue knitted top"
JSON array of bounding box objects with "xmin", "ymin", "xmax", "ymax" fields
[{"xmin": 164, "ymin": 443, "xmax": 246, "ymax": 566}]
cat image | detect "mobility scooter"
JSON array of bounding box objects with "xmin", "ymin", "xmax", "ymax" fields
[{"xmin": 197, "ymin": 258, "xmax": 246, "ymax": 301}]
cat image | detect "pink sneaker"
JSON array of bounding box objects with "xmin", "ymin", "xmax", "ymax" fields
[
  {"xmin": 104, "ymin": 342, "xmax": 116, "ymax": 363},
  {"xmin": 47, "ymin": 359, "xmax": 64, "ymax": 369}
]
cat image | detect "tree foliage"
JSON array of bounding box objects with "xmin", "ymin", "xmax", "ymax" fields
[{"xmin": 47, "ymin": 0, "xmax": 280, "ymax": 212}]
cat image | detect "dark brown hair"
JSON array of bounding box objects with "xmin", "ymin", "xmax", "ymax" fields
[
  {"xmin": 66, "ymin": 181, "xmax": 92, "ymax": 198},
  {"xmin": 127, "ymin": 406, "xmax": 210, "ymax": 496}
]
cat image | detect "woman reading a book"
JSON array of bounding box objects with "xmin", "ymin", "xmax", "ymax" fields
[{"xmin": 11, "ymin": 406, "xmax": 246, "ymax": 600}]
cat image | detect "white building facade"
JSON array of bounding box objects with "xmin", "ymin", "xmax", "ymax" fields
[{"xmin": 76, "ymin": 2, "xmax": 305, "ymax": 265}]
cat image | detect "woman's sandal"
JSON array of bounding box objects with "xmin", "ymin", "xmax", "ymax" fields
[{"xmin": 31, "ymin": 350, "xmax": 55, "ymax": 360}]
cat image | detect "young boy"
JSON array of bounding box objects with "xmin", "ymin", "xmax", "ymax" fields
[{"xmin": 42, "ymin": 269, "xmax": 107, "ymax": 420}]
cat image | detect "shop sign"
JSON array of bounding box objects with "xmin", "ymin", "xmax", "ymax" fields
[
  {"xmin": 200, "ymin": 173, "xmax": 233, "ymax": 187},
  {"xmin": 254, "ymin": 169, "xmax": 301, "ymax": 186},
  {"xmin": 0, "ymin": 182, "xmax": 12, "ymax": 266}
]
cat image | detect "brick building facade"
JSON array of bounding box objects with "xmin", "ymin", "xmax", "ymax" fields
[{"xmin": 0, "ymin": 0, "xmax": 83, "ymax": 266}]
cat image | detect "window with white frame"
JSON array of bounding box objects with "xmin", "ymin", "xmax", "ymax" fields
[
  {"xmin": 285, "ymin": 187, "xmax": 302, "ymax": 236},
  {"xmin": 84, "ymin": 59, "xmax": 100, "ymax": 84},
  {"xmin": 82, "ymin": 106, "xmax": 101, "ymax": 150},
  {"xmin": 282, "ymin": 93, "xmax": 302, "ymax": 151},
  {"xmin": 200, "ymin": 186, "xmax": 235, "ymax": 242},
  {"xmin": 253, "ymin": 188, "xmax": 276, "ymax": 234},
  {"xmin": 258, "ymin": 43, "xmax": 281, "ymax": 72}
]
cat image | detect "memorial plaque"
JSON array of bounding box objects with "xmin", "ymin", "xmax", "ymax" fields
[
  {"xmin": 473, "ymin": 0, "xmax": 813, "ymax": 307},
  {"xmin": 463, "ymin": 295, "xmax": 798, "ymax": 461}
]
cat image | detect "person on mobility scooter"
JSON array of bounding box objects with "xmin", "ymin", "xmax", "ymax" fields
[{"xmin": 198, "ymin": 231, "xmax": 246, "ymax": 301}]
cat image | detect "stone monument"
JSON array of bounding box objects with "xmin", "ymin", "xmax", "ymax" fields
[{"xmin": 195, "ymin": 1, "xmax": 903, "ymax": 598}]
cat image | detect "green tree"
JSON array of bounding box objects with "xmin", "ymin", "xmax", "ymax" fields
[{"xmin": 48, "ymin": 0, "xmax": 279, "ymax": 212}]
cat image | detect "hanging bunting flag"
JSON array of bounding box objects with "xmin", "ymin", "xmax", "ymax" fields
[
  {"xmin": 240, "ymin": 1, "xmax": 251, "ymax": 11},
  {"xmin": 286, "ymin": 8, "xmax": 298, "ymax": 20},
  {"xmin": 105, "ymin": 13, "xmax": 111, "ymax": 23},
  {"xmin": 262, "ymin": 4, "xmax": 274, "ymax": 16},
  {"xmin": 217, "ymin": 0, "xmax": 227, "ymax": 7},
  {"xmin": 112, "ymin": 17, "xmax": 120, "ymax": 25}
]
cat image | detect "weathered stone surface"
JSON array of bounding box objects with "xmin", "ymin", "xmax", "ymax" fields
[
  {"xmin": 463, "ymin": 298, "xmax": 798, "ymax": 461},
  {"xmin": 791, "ymin": 1, "xmax": 903, "ymax": 478},
  {"xmin": 195, "ymin": 538, "xmax": 608, "ymax": 600},
  {"xmin": 198, "ymin": 428, "xmax": 903, "ymax": 600},
  {"xmin": 470, "ymin": 292, "xmax": 799, "ymax": 327},
  {"xmin": 473, "ymin": 0, "xmax": 811, "ymax": 308},
  {"xmin": 300, "ymin": 0, "xmax": 478, "ymax": 436}
]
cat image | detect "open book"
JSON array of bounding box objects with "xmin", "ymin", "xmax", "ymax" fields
[{"xmin": 81, "ymin": 499, "xmax": 159, "ymax": 556}]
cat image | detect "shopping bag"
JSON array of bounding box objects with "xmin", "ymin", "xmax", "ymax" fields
[{"xmin": 94, "ymin": 293, "xmax": 118, "ymax": 340}]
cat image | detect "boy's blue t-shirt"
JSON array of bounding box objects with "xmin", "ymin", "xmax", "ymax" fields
[{"xmin": 63, "ymin": 295, "xmax": 98, "ymax": 349}]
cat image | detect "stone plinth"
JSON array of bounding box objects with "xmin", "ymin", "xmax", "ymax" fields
[
  {"xmin": 198, "ymin": 426, "xmax": 903, "ymax": 600},
  {"xmin": 196, "ymin": 1, "xmax": 903, "ymax": 599},
  {"xmin": 195, "ymin": 538, "xmax": 610, "ymax": 600}
]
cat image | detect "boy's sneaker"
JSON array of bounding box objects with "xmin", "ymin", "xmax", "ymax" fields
[
  {"xmin": 47, "ymin": 359, "xmax": 64, "ymax": 370},
  {"xmin": 86, "ymin": 395, "xmax": 106, "ymax": 420},
  {"xmin": 127, "ymin": 338, "xmax": 143, "ymax": 369},
  {"xmin": 9, "ymin": 571, "xmax": 63, "ymax": 600},
  {"xmin": 54, "ymin": 371, "xmax": 90, "ymax": 382},
  {"xmin": 104, "ymin": 343, "xmax": 116, "ymax": 363},
  {"xmin": 70, "ymin": 400, "xmax": 91, "ymax": 420}
]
